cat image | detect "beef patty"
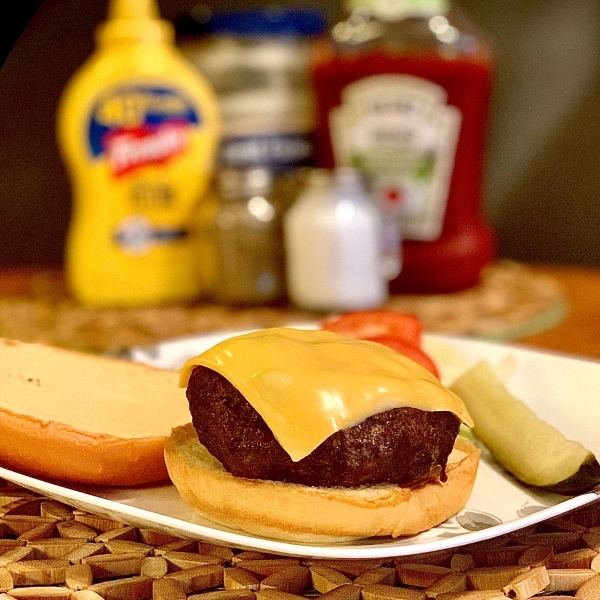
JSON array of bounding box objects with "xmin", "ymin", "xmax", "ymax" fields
[{"xmin": 187, "ymin": 365, "xmax": 461, "ymax": 488}]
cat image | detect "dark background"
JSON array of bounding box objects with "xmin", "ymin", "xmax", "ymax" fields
[{"xmin": 2, "ymin": 0, "xmax": 600, "ymax": 267}]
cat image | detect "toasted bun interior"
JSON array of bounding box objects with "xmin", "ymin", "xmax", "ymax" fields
[
  {"xmin": 0, "ymin": 338, "xmax": 190, "ymax": 485},
  {"xmin": 165, "ymin": 423, "xmax": 480, "ymax": 543}
]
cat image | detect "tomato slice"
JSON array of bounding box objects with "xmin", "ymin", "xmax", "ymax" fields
[
  {"xmin": 364, "ymin": 335, "xmax": 440, "ymax": 379},
  {"xmin": 321, "ymin": 310, "xmax": 422, "ymax": 346}
]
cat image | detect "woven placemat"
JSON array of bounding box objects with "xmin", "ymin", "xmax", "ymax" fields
[
  {"xmin": 1, "ymin": 477, "xmax": 600, "ymax": 598},
  {"xmin": 0, "ymin": 261, "xmax": 567, "ymax": 353}
]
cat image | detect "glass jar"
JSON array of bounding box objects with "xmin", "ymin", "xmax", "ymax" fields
[
  {"xmin": 213, "ymin": 167, "xmax": 286, "ymax": 305},
  {"xmin": 178, "ymin": 6, "xmax": 327, "ymax": 173}
]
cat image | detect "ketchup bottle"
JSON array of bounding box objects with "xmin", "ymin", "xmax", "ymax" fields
[{"xmin": 311, "ymin": 0, "xmax": 496, "ymax": 293}]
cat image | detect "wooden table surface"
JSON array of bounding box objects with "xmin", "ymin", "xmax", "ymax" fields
[
  {"xmin": 517, "ymin": 263, "xmax": 600, "ymax": 360},
  {"xmin": 0, "ymin": 262, "xmax": 599, "ymax": 360}
]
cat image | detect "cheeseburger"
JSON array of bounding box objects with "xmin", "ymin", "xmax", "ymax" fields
[{"xmin": 164, "ymin": 328, "xmax": 479, "ymax": 542}]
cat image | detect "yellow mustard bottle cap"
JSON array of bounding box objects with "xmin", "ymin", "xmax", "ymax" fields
[
  {"xmin": 97, "ymin": 0, "xmax": 174, "ymax": 45},
  {"xmin": 109, "ymin": 0, "xmax": 159, "ymax": 19}
]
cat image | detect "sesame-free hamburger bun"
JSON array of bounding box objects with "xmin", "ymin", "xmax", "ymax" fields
[
  {"xmin": 165, "ymin": 424, "xmax": 479, "ymax": 542},
  {"xmin": 165, "ymin": 328, "xmax": 479, "ymax": 542},
  {"xmin": 0, "ymin": 338, "xmax": 190, "ymax": 485}
]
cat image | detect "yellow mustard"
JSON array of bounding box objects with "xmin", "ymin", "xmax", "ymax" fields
[
  {"xmin": 180, "ymin": 328, "xmax": 473, "ymax": 462},
  {"xmin": 57, "ymin": 0, "xmax": 220, "ymax": 306}
]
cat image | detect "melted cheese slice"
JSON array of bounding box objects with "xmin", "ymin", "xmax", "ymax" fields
[{"xmin": 180, "ymin": 328, "xmax": 473, "ymax": 462}]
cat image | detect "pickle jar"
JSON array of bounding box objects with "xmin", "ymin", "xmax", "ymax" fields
[{"xmin": 213, "ymin": 167, "xmax": 286, "ymax": 305}]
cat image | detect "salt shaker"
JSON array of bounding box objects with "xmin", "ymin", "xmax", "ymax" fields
[{"xmin": 284, "ymin": 167, "xmax": 392, "ymax": 311}]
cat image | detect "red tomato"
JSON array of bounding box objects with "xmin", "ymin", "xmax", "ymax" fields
[
  {"xmin": 364, "ymin": 335, "xmax": 440, "ymax": 379},
  {"xmin": 321, "ymin": 310, "xmax": 422, "ymax": 346}
]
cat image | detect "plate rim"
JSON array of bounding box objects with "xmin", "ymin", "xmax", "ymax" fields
[{"xmin": 0, "ymin": 463, "xmax": 598, "ymax": 559}]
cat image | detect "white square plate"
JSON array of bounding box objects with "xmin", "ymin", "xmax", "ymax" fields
[{"xmin": 1, "ymin": 330, "xmax": 599, "ymax": 559}]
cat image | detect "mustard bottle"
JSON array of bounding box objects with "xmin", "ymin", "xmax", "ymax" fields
[{"xmin": 57, "ymin": 0, "xmax": 220, "ymax": 306}]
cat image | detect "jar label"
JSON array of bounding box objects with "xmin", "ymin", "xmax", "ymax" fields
[
  {"xmin": 89, "ymin": 85, "xmax": 200, "ymax": 177},
  {"xmin": 330, "ymin": 74, "xmax": 461, "ymax": 240},
  {"xmin": 220, "ymin": 133, "xmax": 314, "ymax": 171}
]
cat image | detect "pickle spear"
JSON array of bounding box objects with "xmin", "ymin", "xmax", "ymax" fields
[{"xmin": 450, "ymin": 360, "xmax": 600, "ymax": 493}]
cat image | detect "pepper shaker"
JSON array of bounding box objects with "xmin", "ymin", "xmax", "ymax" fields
[{"xmin": 213, "ymin": 167, "xmax": 286, "ymax": 304}]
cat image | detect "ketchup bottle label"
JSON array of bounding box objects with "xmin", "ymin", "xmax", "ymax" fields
[{"xmin": 330, "ymin": 74, "xmax": 460, "ymax": 241}]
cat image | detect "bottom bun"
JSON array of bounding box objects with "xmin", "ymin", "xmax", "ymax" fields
[{"xmin": 165, "ymin": 423, "xmax": 480, "ymax": 543}]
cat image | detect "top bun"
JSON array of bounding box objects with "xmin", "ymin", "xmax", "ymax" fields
[{"xmin": 0, "ymin": 338, "xmax": 190, "ymax": 485}]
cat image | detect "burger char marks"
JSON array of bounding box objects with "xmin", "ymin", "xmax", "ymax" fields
[{"xmin": 186, "ymin": 365, "xmax": 461, "ymax": 488}]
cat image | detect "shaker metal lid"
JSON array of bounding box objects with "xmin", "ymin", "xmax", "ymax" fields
[{"xmin": 217, "ymin": 167, "xmax": 274, "ymax": 199}]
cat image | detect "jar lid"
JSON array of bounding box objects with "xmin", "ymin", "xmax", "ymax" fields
[{"xmin": 198, "ymin": 6, "xmax": 328, "ymax": 37}]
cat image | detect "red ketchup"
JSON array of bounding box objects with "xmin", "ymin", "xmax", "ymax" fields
[{"xmin": 311, "ymin": 0, "xmax": 496, "ymax": 293}]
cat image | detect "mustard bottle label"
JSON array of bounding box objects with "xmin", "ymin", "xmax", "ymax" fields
[
  {"xmin": 85, "ymin": 84, "xmax": 202, "ymax": 258},
  {"xmin": 90, "ymin": 85, "xmax": 199, "ymax": 177}
]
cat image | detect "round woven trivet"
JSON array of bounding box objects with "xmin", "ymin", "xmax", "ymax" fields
[
  {"xmin": 0, "ymin": 261, "xmax": 567, "ymax": 353},
  {"xmin": 386, "ymin": 260, "xmax": 568, "ymax": 342}
]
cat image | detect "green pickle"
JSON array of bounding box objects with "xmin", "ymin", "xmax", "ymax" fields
[{"xmin": 450, "ymin": 360, "xmax": 600, "ymax": 493}]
